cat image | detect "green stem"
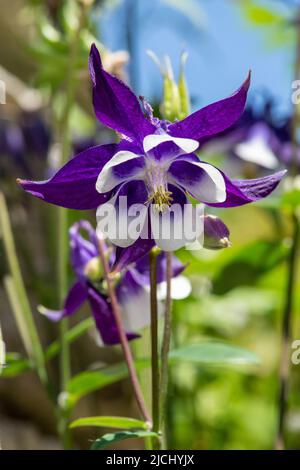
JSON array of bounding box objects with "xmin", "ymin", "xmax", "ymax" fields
[
  {"xmin": 0, "ymin": 192, "xmax": 48, "ymax": 387},
  {"xmin": 275, "ymin": 10, "xmax": 300, "ymax": 449},
  {"xmin": 149, "ymin": 248, "xmax": 161, "ymax": 448},
  {"xmin": 56, "ymin": 4, "xmax": 88, "ymax": 449},
  {"xmin": 58, "ymin": 208, "xmax": 70, "ymax": 390},
  {"xmin": 160, "ymin": 251, "xmax": 172, "ymax": 446},
  {"xmin": 276, "ymin": 212, "xmax": 299, "ymax": 450}
]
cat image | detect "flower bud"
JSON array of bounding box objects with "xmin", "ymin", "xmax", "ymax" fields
[
  {"xmin": 84, "ymin": 256, "xmax": 104, "ymax": 282},
  {"xmin": 178, "ymin": 51, "xmax": 190, "ymax": 120},
  {"xmin": 147, "ymin": 51, "xmax": 191, "ymax": 122},
  {"xmin": 203, "ymin": 215, "xmax": 231, "ymax": 250}
]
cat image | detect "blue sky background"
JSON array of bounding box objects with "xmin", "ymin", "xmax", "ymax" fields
[{"xmin": 100, "ymin": 0, "xmax": 294, "ymax": 117}]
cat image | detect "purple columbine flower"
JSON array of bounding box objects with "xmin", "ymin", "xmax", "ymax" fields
[
  {"xmin": 39, "ymin": 220, "xmax": 187, "ymax": 346},
  {"xmin": 18, "ymin": 45, "xmax": 285, "ymax": 251}
]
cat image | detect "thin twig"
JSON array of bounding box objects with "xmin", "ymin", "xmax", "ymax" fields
[
  {"xmin": 97, "ymin": 236, "xmax": 151, "ymax": 425},
  {"xmin": 275, "ymin": 9, "xmax": 300, "ymax": 450},
  {"xmin": 276, "ymin": 212, "xmax": 299, "ymax": 449}
]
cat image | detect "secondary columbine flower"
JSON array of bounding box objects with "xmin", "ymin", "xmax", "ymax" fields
[
  {"xmin": 18, "ymin": 44, "xmax": 285, "ymax": 251},
  {"xmin": 203, "ymin": 100, "xmax": 294, "ymax": 172},
  {"xmin": 39, "ymin": 220, "xmax": 188, "ymax": 346}
]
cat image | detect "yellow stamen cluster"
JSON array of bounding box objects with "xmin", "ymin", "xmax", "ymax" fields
[
  {"xmin": 145, "ymin": 162, "xmax": 173, "ymax": 212},
  {"xmin": 147, "ymin": 187, "xmax": 173, "ymax": 213}
]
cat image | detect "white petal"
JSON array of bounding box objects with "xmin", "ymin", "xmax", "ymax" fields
[
  {"xmin": 150, "ymin": 203, "xmax": 204, "ymax": 252},
  {"xmin": 157, "ymin": 275, "xmax": 192, "ymax": 300},
  {"xmin": 193, "ymin": 162, "xmax": 226, "ymax": 202},
  {"xmin": 121, "ymin": 286, "xmax": 163, "ymax": 331},
  {"xmin": 143, "ymin": 134, "xmax": 199, "ymax": 154},
  {"xmin": 95, "ymin": 150, "xmax": 142, "ymax": 193},
  {"xmin": 171, "ymin": 161, "xmax": 226, "ymax": 203},
  {"xmin": 96, "ymin": 188, "xmax": 148, "ymax": 248},
  {"xmin": 235, "ymin": 135, "xmax": 278, "ymax": 170}
]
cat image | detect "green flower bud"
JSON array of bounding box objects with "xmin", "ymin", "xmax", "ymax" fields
[
  {"xmin": 178, "ymin": 52, "xmax": 190, "ymax": 120},
  {"xmin": 84, "ymin": 256, "xmax": 104, "ymax": 282},
  {"xmin": 147, "ymin": 51, "xmax": 191, "ymax": 122}
]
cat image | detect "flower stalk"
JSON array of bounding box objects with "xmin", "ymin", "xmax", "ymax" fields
[
  {"xmin": 97, "ymin": 235, "xmax": 151, "ymax": 426},
  {"xmin": 160, "ymin": 251, "xmax": 173, "ymax": 439},
  {"xmin": 149, "ymin": 248, "xmax": 161, "ymax": 448},
  {"xmin": 275, "ymin": 9, "xmax": 300, "ymax": 450},
  {"xmin": 276, "ymin": 212, "xmax": 299, "ymax": 450}
]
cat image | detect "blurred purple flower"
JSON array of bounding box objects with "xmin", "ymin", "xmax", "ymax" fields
[
  {"xmin": 40, "ymin": 220, "xmax": 186, "ymax": 346},
  {"xmin": 203, "ymin": 100, "xmax": 295, "ymax": 173},
  {"xmin": 0, "ymin": 112, "xmax": 50, "ymax": 176},
  {"xmin": 18, "ymin": 45, "xmax": 285, "ymax": 250}
]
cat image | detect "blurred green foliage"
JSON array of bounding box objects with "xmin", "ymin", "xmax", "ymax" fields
[{"xmin": 1, "ymin": 0, "xmax": 300, "ymax": 451}]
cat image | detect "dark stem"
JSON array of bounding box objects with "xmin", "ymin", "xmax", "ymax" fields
[
  {"xmin": 276, "ymin": 212, "xmax": 299, "ymax": 450},
  {"xmin": 97, "ymin": 236, "xmax": 151, "ymax": 425},
  {"xmin": 149, "ymin": 249, "xmax": 160, "ymax": 448},
  {"xmin": 275, "ymin": 10, "xmax": 300, "ymax": 450},
  {"xmin": 160, "ymin": 252, "xmax": 173, "ymax": 438}
]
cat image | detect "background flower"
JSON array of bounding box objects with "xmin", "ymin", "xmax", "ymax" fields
[{"xmin": 39, "ymin": 220, "xmax": 189, "ymax": 346}]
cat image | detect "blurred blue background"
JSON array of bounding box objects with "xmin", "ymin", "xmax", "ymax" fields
[{"xmin": 101, "ymin": 0, "xmax": 293, "ymax": 114}]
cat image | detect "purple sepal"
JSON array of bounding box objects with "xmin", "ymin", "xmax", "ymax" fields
[
  {"xmin": 89, "ymin": 44, "xmax": 155, "ymax": 143},
  {"xmin": 168, "ymin": 72, "xmax": 251, "ymax": 143},
  {"xmin": 209, "ymin": 170, "xmax": 286, "ymax": 208},
  {"xmin": 87, "ymin": 287, "xmax": 139, "ymax": 345},
  {"xmin": 41, "ymin": 281, "xmax": 88, "ymax": 321}
]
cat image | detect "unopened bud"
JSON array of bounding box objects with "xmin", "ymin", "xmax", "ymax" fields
[
  {"xmin": 147, "ymin": 51, "xmax": 191, "ymax": 122},
  {"xmin": 203, "ymin": 215, "xmax": 231, "ymax": 250},
  {"xmin": 84, "ymin": 256, "xmax": 104, "ymax": 282}
]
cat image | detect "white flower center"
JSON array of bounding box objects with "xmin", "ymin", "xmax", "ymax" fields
[{"xmin": 145, "ymin": 161, "xmax": 172, "ymax": 212}]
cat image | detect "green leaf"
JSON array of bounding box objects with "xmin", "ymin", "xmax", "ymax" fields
[
  {"xmin": 91, "ymin": 431, "xmax": 158, "ymax": 450},
  {"xmin": 0, "ymin": 323, "xmax": 5, "ymax": 375},
  {"xmin": 3, "ymin": 276, "xmax": 34, "ymax": 358},
  {"xmin": 66, "ymin": 363, "xmax": 130, "ymax": 407},
  {"xmin": 241, "ymin": 3, "xmax": 285, "ymax": 25},
  {"xmin": 1, "ymin": 353, "xmax": 31, "ymax": 377},
  {"xmin": 169, "ymin": 342, "xmax": 260, "ymax": 366},
  {"xmin": 70, "ymin": 416, "xmax": 148, "ymax": 430},
  {"xmin": 66, "ymin": 358, "xmax": 149, "ymax": 408}
]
